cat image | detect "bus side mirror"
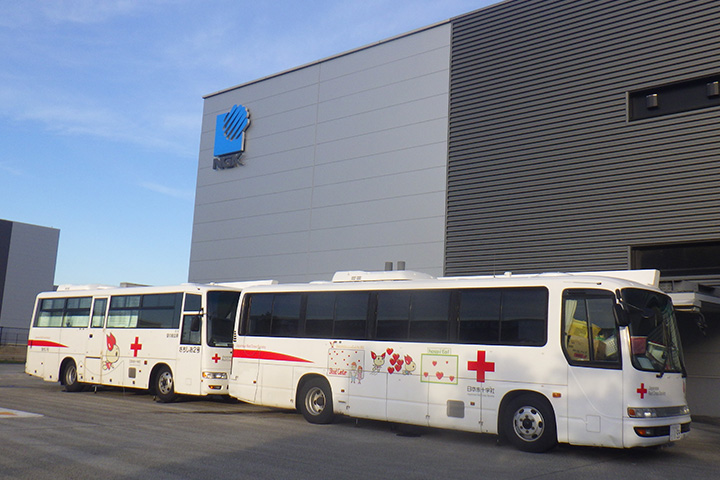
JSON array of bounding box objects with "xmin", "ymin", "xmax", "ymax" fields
[
  {"xmin": 190, "ymin": 316, "xmax": 201, "ymax": 332},
  {"xmin": 615, "ymin": 304, "xmax": 631, "ymax": 327}
]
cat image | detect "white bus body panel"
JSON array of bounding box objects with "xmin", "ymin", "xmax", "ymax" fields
[
  {"xmin": 229, "ymin": 271, "xmax": 690, "ymax": 449},
  {"xmin": 25, "ymin": 283, "xmax": 264, "ymax": 398}
]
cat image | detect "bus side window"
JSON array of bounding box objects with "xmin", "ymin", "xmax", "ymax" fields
[
  {"xmin": 334, "ymin": 292, "xmax": 369, "ymax": 340},
  {"xmin": 586, "ymin": 297, "xmax": 620, "ymax": 362},
  {"xmin": 185, "ymin": 294, "xmax": 202, "ymax": 312},
  {"xmin": 91, "ymin": 298, "xmax": 107, "ymax": 328},
  {"xmin": 376, "ymin": 291, "xmax": 411, "ymax": 340},
  {"xmin": 563, "ymin": 291, "xmax": 620, "ymax": 366},
  {"xmin": 458, "ymin": 289, "xmax": 501, "ymax": 343},
  {"xmin": 501, "ymin": 288, "xmax": 547, "ymax": 346},
  {"xmin": 271, "ymin": 294, "xmax": 301, "ymax": 337},
  {"xmin": 181, "ymin": 315, "xmax": 202, "ymax": 345},
  {"xmin": 564, "ymin": 297, "xmax": 591, "ymax": 362},
  {"xmin": 409, "ymin": 290, "xmax": 451, "ymax": 342},
  {"xmin": 64, "ymin": 297, "xmax": 92, "ymax": 327},
  {"xmin": 248, "ymin": 294, "xmax": 273, "ymax": 335},
  {"xmin": 305, "ymin": 293, "xmax": 334, "ymax": 338},
  {"xmin": 35, "ymin": 298, "xmax": 64, "ymax": 327}
]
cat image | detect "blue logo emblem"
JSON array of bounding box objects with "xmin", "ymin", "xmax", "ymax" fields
[{"xmin": 213, "ymin": 104, "xmax": 250, "ymax": 169}]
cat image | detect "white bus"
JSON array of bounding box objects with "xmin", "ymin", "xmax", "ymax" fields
[
  {"xmin": 229, "ymin": 269, "xmax": 690, "ymax": 451},
  {"xmin": 26, "ymin": 281, "xmax": 274, "ymax": 402}
]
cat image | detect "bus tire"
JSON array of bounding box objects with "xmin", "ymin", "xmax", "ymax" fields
[
  {"xmin": 503, "ymin": 393, "xmax": 557, "ymax": 453},
  {"xmin": 62, "ymin": 360, "xmax": 84, "ymax": 392},
  {"xmin": 154, "ymin": 365, "xmax": 177, "ymax": 403},
  {"xmin": 298, "ymin": 377, "xmax": 334, "ymax": 424}
]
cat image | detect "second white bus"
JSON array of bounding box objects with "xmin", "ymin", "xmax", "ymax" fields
[
  {"xmin": 229, "ymin": 270, "xmax": 690, "ymax": 451},
  {"xmin": 26, "ymin": 281, "xmax": 274, "ymax": 401}
]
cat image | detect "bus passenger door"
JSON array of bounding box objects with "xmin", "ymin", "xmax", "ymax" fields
[
  {"xmin": 231, "ymin": 336, "xmax": 260, "ymax": 403},
  {"xmin": 177, "ymin": 314, "xmax": 203, "ymax": 395},
  {"xmin": 84, "ymin": 297, "xmax": 107, "ymax": 384},
  {"xmin": 387, "ymin": 349, "xmax": 428, "ymax": 425},
  {"xmin": 346, "ymin": 347, "xmax": 387, "ymax": 420},
  {"xmin": 563, "ymin": 290, "xmax": 624, "ymax": 447},
  {"xmin": 427, "ymin": 352, "xmax": 477, "ymax": 430}
]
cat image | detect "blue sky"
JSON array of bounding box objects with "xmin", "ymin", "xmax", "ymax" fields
[{"xmin": 0, "ymin": 0, "xmax": 495, "ymax": 287}]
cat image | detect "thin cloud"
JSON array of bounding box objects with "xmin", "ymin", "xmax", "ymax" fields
[
  {"xmin": 139, "ymin": 181, "xmax": 195, "ymax": 201},
  {"xmin": 0, "ymin": 162, "xmax": 23, "ymax": 177},
  {"xmin": 39, "ymin": 0, "xmax": 140, "ymax": 24},
  {"xmin": 0, "ymin": 83, "xmax": 197, "ymax": 158}
]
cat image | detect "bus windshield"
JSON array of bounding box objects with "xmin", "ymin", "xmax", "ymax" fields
[
  {"xmin": 206, "ymin": 291, "xmax": 241, "ymax": 347},
  {"xmin": 622, "ymin": 288, "xmax": 684, "ymax": 375}
]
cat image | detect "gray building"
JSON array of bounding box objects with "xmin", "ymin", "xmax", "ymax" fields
[
  {"xmin": 189, "ymin": 0, "xmax": 720, "ymax": 415},
  {"xmin": 0, "ymin": 219, "xmax": 59, "ymax": 343},
  {"xmin": 191, "ymin": 24, "xmax": 451, "ymax": 284}
]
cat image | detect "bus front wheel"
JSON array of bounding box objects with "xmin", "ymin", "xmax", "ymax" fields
[
  {"xmin": 298, "ymin": 378, "xmax": 334, "ymax": 424},
  {"xmin": 503, "ymin": 394, "xmax": 557, "ymax": 452},
  {"xmin": 62, "ymin": 360, "xmax": 83, "ymax": 392},
  {"xmin": 154, "ymin": 366, "xmax": 177, "ymax": 403}
]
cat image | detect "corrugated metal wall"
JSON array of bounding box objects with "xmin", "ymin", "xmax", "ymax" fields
[{"xmin": 446, "ymin": 0, "xmax": 720, "ymax": 276}]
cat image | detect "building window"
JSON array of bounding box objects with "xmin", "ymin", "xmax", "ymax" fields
[
  {"xmin": 628, "ymin": 75, "xmax": 720, "ymax": 120},
  {"xmin": 631, "ymin": 241, "xmax": 720, "ymax": 277}
]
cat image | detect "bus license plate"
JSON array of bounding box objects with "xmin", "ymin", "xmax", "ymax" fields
[{"xmin": 670, "ymin": 424, "xmax": 682, "ymax": 441}]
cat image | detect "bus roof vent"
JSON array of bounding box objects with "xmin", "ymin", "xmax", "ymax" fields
[{"xmin": 332, "ymin": 270, "xmax": 435, "ymax": 283}]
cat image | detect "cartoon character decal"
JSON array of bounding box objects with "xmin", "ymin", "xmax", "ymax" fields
[
  {"xmin": 370, "ymin": 351, "xmax": 386, "ymax": 373},
  {"xmin": 421, "ymin": 354, "xmax": 459, "ymax": 384},
  {"xmin": 402, "ymin": 355, "xmax": 416, "ymax": 375},
  {"xmin": 328, "ymin": 347, "xmax": 364, "ymax": 378},
  {"xmin": 103, "ymin": 333, "xmax": 120, "ymax": 370},
  {"xmin": 372, "ymin": 349, "xmax": 417, "ymax": 376},
  {"xmin": 332, "ymin": 346, "xmax": 489, "ymax": 389},
  {"xmin": 350, "ymin": 362, "xmax": 364, "ymax": 384}
]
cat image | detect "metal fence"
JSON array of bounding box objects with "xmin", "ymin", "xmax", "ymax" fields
[{"xmin": 0, "ymin": 327, "xmax": 29, "ymax": 346}]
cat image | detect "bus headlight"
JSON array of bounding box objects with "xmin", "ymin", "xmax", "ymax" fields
[
  {"xmin": 202, "ymin": 372, "xmax": 228, "ymax": 380},
  {"xmin": 628, "ymin": 407, "xmax": 656, "ymax": 418},
  {"xmin": 627, "ymin": 405, "xmax": 690, "ymax": 418}
]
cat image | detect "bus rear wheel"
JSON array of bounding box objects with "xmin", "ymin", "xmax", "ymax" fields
[
  {"xmin": 298, "ymin": 378, "xmax": 334, "ymax": 424},
  {"xmin": 154, "ymin": 365, "xmax": 177, "ymax": 403},
  {"xmin": 62, "ymin": 360, "xmax": 84, "ymax": 392},
  {"xmin": 503, "ymin": 394, "xmax": 557, "ymax": 452}
]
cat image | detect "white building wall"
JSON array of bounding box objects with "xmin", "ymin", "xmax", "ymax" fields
[{"xmin": 189, "ymin": 24, "xmax": 451, "ymax": 283}]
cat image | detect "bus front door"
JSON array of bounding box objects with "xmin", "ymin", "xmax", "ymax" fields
[
  {"xmin": 177, "ymin": 314, "xmax": 203, "ymax": 395},
  {"xmin": 564, "ymin": 291, "xmax": 624, "ymax": 447},
  {"xmin": 84, "ymin": 297, "xmax": 108, "ymax": 385}
]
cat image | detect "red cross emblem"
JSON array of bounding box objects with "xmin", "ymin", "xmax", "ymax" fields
[
  {"xmin": 212, "ymin": 354, "xmax": 221, "ymax": 363},
  {"xmin": 468, "ymin": 350, "xmax": 495, "ymax": 382},
  {"xmin": 637, "ymin": 383, "xmax": 648, "ymax": 399},
  {"xmin": 130, "ymin": 337, "xmax": 142, "ymax": 357}
]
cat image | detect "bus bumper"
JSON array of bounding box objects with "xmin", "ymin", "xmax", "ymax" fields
[
  {"xmin": 623, "ymin": 415, "xmax": 692, "ymax": 447},
  {"xmin": 201, "ymin": 372, "xmax": 229, "ymax": 396}
]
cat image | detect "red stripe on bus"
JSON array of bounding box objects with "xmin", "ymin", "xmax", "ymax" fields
[
  {"xmin": 28, "ymin": 340, "xmax": 68, "ymax": 348},
  {"xmin": 232, "ymin": 349, "xmax": 312, "ymax": 363}
]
